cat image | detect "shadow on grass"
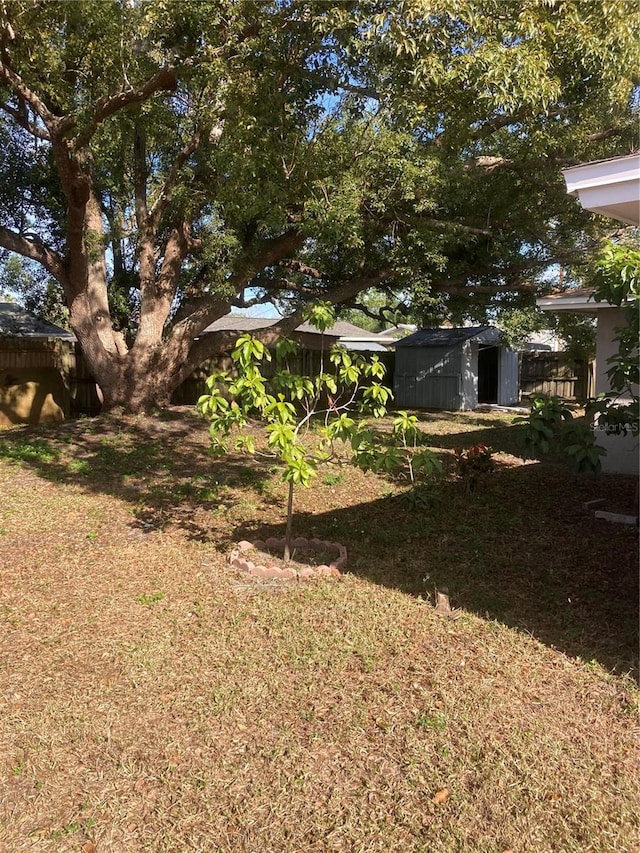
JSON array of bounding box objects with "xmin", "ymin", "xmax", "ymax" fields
[
  {"xmin": 0, "ymin": 409, "xmax": 273, "ymax": 542},
  {"xmin": 0, "ymin": 408, "xmax": 637, "ymax": 678},
  {"xmin": 234, "ymin": 463, "xmax": 639, "ymax": 680},
  {"xmin": 368, "ymin": 409, "xmax": 524, "ymax": 457},
  {"xmin": 420, "ymin": 425, "xmax": 522, "ymax": 455}
]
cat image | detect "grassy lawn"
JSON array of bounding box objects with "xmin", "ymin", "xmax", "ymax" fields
[{"xmin": 0, "ymin": 408, "xmax": 637, "ymax": 853}]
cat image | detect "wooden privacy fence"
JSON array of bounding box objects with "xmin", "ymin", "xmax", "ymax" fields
[
  {"xmin": 171, "ymin": 355, "xmax": 234, "ymax": 406},
  {"xmin": 2, "ymin": 339, "xmax": 396, "ymax": 419},
  {"xmin": 0, "ymin": 340, "xmax": 104, "ymax": 419},
  {"xmin": 520, "ymin": 352, "xmax": 594, "ymax": 401},
  {"xmin": 0, "ymin": 337, "xmax": 77, "ymax": 425},
  {"xmin": 172, "ymin": 349, "xmax": 396, "ymax": 407}
]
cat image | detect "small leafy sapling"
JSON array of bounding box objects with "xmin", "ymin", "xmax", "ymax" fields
[
  {"xmin": 390, "ymin": 410, "xmax": 442, "ymax": 483},
  {"xmin": 514, "ymin": 396, "xmax": 574, "ymax": 458},
  {"xmin": 514, "ymin": 395, "xmax": 605, "ymax": 474},
  {"xmin": 197, "ymin": 304, "xmax": 441, "ymax": 562}
]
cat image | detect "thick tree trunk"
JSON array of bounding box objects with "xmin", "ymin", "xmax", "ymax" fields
[
  {"xmin": 99, "ymin": 378, "xmax": 173, "ymax": 414},
  {"xmin": 85, "ymin": 346, "xmax": 184, "ymax": 414}
]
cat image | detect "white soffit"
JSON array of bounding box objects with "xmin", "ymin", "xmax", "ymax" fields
[
  {"xmin": 537, "ymin": 292, "xmax": 599, "ymax": 313},
  {"xmin": 536, "ymin": 288, "xmax": 630, "ymax": 314},
  {"xmin": 563, "ymin": 153, "xmax": 640, "ymax": 226}
]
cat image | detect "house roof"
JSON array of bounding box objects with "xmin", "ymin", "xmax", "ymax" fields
[
  {"xmin": 562, "ymin": 152, "xmax": 640, "ymax": 226},
  {"xmin": 536, "ymin": 288, "xmax": 616, "ymax": 314},
  {"xmin": 372, "ymin": 325, "xmax": 416, "ymax": 343},
  {"xmin": 200, "ymin": 314, "xmax": 390, "ymax": 349},
  {"xmin": 299, "ymin": 318, "xmax": 382, "ymax": 339},
  {"xmin": 0, "ymin": 302, "xmax": 76, "ymax": 340},
  {"xmin": 340, "ymin": 340, "xmax": 388, "ymax": 352},
  {"xmin": 395, "ymin": 326, "xmax": 500, "ymax": 348}
]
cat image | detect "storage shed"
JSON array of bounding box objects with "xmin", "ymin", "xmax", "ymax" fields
[
  {"xmin": 393, "ymin": 326, "xmax": 519, "ymax": 410},
  {"xmin": 0, "ymin": 303, "xmax": 76, "ymax": 426}
]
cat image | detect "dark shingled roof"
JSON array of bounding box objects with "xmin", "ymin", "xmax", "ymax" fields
[
  {"xmin": 395, "ymin": 326, "xmax": 499, "ymax": 348},
  {"xmin": 201, "ymin": 314, "xmax": 386, "ymax": 341},
  {"xmin": 0, "ymin": 303, "xmax": 76, "ymax": 340}
]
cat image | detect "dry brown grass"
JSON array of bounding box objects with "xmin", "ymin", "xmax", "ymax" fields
[{"xmin": 0, "ymin": 408, "xmax": 638, "ymax": 852}]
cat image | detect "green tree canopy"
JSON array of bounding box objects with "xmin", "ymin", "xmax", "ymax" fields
[{"xmin": 0, "ymin": 0, "xmax": 637, "ymax": 411}]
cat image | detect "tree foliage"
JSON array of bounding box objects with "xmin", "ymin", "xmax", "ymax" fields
[{"xmin": 0, "ymin": 0, "xmax": 637, "ymax": 411}]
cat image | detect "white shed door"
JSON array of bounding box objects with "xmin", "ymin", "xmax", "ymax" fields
[{"xmin": 498, "ymin": 349, "xmax": 520, "ymax": 406}]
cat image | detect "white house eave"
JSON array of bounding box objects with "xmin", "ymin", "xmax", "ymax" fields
[
  {"xmin": 537, "ymin": 294, "xmax": 599, "ymax": 313},
  {"xmin": 537, "ymin": 293, "xmax": 632, "ymax": 314},
  {"xmin": 563, "ymin": 153, "xmax": 640, "ymax": 226}
]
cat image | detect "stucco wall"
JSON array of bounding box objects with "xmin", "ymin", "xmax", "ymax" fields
[
  {"xmin": 595, "ymin": 307, "xmax": 637, "ymax": 398},
  {"xmin": 593, "ymin": 306, "xmax": 638, "ymax": 474}
]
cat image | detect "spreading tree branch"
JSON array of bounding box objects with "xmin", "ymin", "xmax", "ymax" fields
[
  {"xmin": 422, "ymin": 218, "xmax": 493, "ymax": 238},
  {"xmin": 587, "ymin": 127, "xmax": 624, "ymax": 143},
  {"xmin": 68, "ymin": 66, "xmax": 177, "ymax": 148},
  {"xmin": 0, "ymin": 57, "xmax": 57, "ymax": 128},
  {"xmin": 0, "ymin": 98, "xmax": 51, "ymax": 140},
  {"xmin": 170, "ymin": 229, "xmax": 305, "ymax": 340},
  {"xmin": 232, "ymin": 290, "xmax": 273, "ymax": 310},
  {"xmin": 234, "ymin": 229, "xmax": 306, "ymax": 282},
  {"xmin": 0, "ymin": 226, "xmax": 67, "ymax": 283},
  {"xmin": 133, "ymin": 123, "xmax": 149, "ymax": 229},
  {"xmin": 148, "ymin": 126, "xmax": 203, "ymax": 229},
  {"xmin": 347, "ymin": 298, "xmax": 397, "ymax": 327},
  {"xmin": 278, "ymin": 259, "xmax": 326, "ymax": 280}
]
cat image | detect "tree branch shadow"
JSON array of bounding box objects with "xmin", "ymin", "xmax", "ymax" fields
[
  {"xmin": 0, "ymin": 408, "xmax": 636, "ymax": 679},
  {"xmin": 234, "ymin": 464, "xmax": 639, "ymax": 680}
]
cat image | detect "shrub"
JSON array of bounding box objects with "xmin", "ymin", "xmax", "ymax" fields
[{"xmin": 453, "ymin": 444, "xmax": 495, "ymax": 492}]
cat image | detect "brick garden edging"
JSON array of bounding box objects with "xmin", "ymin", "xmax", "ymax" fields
[{"xmin": 228, "ymin": 537, "xmax": 347, "ymax": 580}]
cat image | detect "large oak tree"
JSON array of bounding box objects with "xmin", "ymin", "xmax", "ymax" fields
[{"xmin": 0, "ymin": 0, "xmax": 637, "ymax": 412}]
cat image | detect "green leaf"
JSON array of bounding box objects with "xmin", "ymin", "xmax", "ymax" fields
[{"xmin": 306, "ymin": 302, "xmax": 335, "ymax": 332}]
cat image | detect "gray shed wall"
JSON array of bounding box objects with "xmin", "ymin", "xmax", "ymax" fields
[{"xmin": 394, "ymin": 346, "xmax": 462, "ymax": 409}]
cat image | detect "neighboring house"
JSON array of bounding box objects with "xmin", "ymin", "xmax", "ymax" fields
[
  {"xmin": 537, "ymin": 152, "xmax": 640, "ymax": 474},
  {"xmin": 393, "ymin": 326, "xmax": 519, "ymax": 411},
  {"xmin": 522, "ymin": 329, "xmax": 563, "ymax": 352},
  {"xmin": 197, "ymin": 314, "xmax": 392, "ymax": 352},
  {"xmin": 173, "ymin": 314, "xmax": 394, "ymax": 405},
  {"xmin": 0, "ymin": 302, "xmax": 76, "ymax": 425}
]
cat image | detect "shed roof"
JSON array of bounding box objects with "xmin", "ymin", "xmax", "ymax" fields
[
  {"xmin": 396, "ymin": 326, "xmax": 500, "ymax": 348},
  {"xmin": 0, "ymin": 303, "xmax": 76, "ymax": 340}
]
